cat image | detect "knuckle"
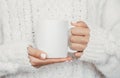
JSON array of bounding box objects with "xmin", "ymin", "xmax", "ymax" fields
[
  {"xmin": 77, "ymin": 44, "xmax": 84, "ymax": 51},
  {"xmin": 84, "ymin": 39, "xmax": 89, "ymax": 44},
  {"xmin": 86, "ymin": 37, "xmax": 90, "ymax": 43},
  {"xmin": 83, "ymin": 36, "xmax": 89, "ymax": 44},
  {"xmin": 71, "ymin": 28, "xmax": 76, "ymax": 34},
  {"xmin": 80, "ymin": 45, "xmax": 87, "ymax": 51},
  {"xmin": 70, "ymin": 36, "xmax": 75, "ymax": 42},
  {"xmin": 70, "ymin": 43, "xmax": 76, "ymax": 50}
]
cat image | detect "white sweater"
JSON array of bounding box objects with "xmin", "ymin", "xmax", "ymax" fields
[{"xmin": 0, "ymin": 0, "xmax": 120, "ymax": 78}]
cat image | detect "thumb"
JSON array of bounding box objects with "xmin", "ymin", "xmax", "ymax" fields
[{"xmin": 74, "ymin": 52, "xmax": 83, "ymax": 58}]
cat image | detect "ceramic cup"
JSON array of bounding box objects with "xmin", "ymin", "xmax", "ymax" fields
[{"xmin": 34, "ymin": 20, "xmax": 75, "ymax": 58}]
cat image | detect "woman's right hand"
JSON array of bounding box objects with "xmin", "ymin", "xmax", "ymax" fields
[{"xmin": 27, "ymin": 46, "xmax": 72, "ymax": 68}]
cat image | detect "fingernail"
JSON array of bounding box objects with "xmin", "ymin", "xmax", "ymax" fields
[{"xmin": 40, "ymin": 53, "xmax": 47, "ymax": 59}]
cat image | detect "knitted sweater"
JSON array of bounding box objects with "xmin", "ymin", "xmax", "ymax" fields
[{"xmin": 0, "ymin": 0, "xmax": 120, "ymax": 78}]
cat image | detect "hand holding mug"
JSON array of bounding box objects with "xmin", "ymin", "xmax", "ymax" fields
[
  {"xmin": 27, "ymin": 46, "xmax": 72, "ymax": 67},
  {"xmin": 71, "ymin": 21, "xmax": 90, "ymax": 58}
]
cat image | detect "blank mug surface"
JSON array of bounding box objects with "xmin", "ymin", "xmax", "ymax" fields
[{"xmin": 34, "ymin": 20, "xmax": 69, "ymax": 58}]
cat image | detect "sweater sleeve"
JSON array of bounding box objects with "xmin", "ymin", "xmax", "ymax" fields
[
  {"xmin": 80, "ymin": 0, "xmax": 120, "ymax": 78},
  {"xmin": 0, "ymin": 4, "xmax": 33, "ymax": 76},
  {"xmin": 0, "ymin": 40, "xmax": 33, "ymax": 76}
]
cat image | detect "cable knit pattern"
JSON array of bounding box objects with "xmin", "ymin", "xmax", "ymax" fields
[{"xmin": 0, "ymin": 0, "xmax": 120, "ymax": 78}]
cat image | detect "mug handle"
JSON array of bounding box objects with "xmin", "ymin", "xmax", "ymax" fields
[{"xmin": 68, "ymin": 23, "xmax": 76, "ymax": 53}]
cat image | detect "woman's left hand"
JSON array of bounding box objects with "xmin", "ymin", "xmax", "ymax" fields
[
  {"xmin": 70, "ymin": 21, "xmax": 90, "ymax": 58},
  {"xmin": 27, "ymin": 46, "xmax": 72, "ymax": 68}
]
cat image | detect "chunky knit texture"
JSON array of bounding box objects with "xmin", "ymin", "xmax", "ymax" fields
[{"xmin": 0, "ymin": 0, "xmax": 120, "ymax": 78}]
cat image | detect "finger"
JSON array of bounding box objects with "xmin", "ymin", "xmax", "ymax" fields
[
  {"xmin": 27, "ymin": 47, "xmax": 47, "ymax": 59},
  {"xmin": 71, "ymin": 21, "xmax": 88, "ymax": 28},
  {"xmin": 42, "ymin": 57, "xmax": 72, "ymax": 65},
  {"xmin": 28, "ymin": 55, "xmax": 43, "ymax": 67},
  {"xmin": 74, "ymin": 52, "xmax": 83, "ymax": 58},
  {"xmin": 70, "ymin": 43, "xmax": 86, "ymax": 51},
  {"xmin": 70, "ymin": 36, "xmax": 89, "ymax": 44},
  {"xmin": 71, "ymin": 27, "xmax": 90, "ymax": 36},
  {"xmin": 29, "ymin": 55, "xmax": 46, "ymax": 67},
  {"xmin": 29, "ymin": 56, "xmax": 72, "ymax": 67}
]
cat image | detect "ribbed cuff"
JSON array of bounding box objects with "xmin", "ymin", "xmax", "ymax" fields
[{"xmin": 79, "ymin": 27, "xmax": 110, "ymax": 64}]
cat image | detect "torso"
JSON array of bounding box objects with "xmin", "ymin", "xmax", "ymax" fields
[{"xmin": 0, "ymin": 0, "xmax": 101, "ymax": 78}]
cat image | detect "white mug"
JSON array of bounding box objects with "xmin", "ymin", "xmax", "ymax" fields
[{"xmin": 34, "ymin": 19, "xmax": 75, "ymax": 58}]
